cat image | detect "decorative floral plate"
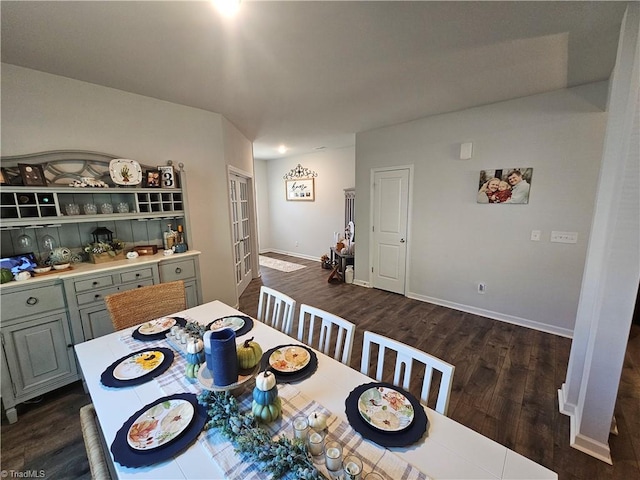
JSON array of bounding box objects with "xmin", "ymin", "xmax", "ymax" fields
[
  {"xmin": 209, "ymin": 316, "xmax": 246, "ymax": 332},
  {"xmin": 357, "ymin": 386, "xmax": 415, "ymax": 432},
  {"xmin": 109, "ymin": 159, "xmax": 142, "ymax": 186},
  {"xmin": 138, "ymin": 317, "xmax": 177, "ymax": 335},
  {"xmin": 268, "ymin": 345, "xmax": 311, "ymax": 373},
  {"xmin": 127, "ymin": 399, "xmax": 194, "ymax": 450},
  {"xmin": 113, "ymin": 350, "xmax": 165, "ymax": 381}
]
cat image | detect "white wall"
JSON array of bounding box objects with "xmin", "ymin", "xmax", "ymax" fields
[
  {"xmin": 1, "ymin": 64, "xmax": 251, "ymax": 306},
  {"xmin": 356, "ymin": 83, "xmax": 609, "ymax": 336},
  {"xmin": 254, "ymin": 159, "xmax": 271, "ymax": 253},
  {"xmin": 258, "ymin": 147, "xmax": 356, "ymax": 260}
]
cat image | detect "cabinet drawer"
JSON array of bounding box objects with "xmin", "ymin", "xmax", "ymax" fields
[
  {"xmin": 120, "ymin": 268, "xmax": 154, "ymax": 283},
  {"xmin": 2, "ymin": 284, "xmax": 66, "ymax": 320},
  {"xmin": 159, "ymin": 259, "xmax": 196, "ymax": 282},
  {"xmin": 76, "ymin": 286, "xmax": 121, "ymax": 306},
  {"xmin": 74, "ymin": 274, "xmax": 115, "ymax": 293}
]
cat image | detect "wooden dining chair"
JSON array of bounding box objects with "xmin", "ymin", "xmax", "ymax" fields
[
  {"xmin": 80, "ymin": 403, "xmax": 113, "ymax": 480},
  {"xmin": 360, "ymin": 331, "xmax": 455, "ymax": 416},
  {"xmin": 104, "ymin": 280, "xmax": 186, "ymax": 331},
  {"xmin": 256, "ymin": 286, "xmax": 296, "ymax": 335},
  {"xmin": 297, "ymin": 304, "xmax": 355, "ymax": 365}
]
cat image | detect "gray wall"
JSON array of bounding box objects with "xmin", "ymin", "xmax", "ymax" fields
[
  {"xmin": 355, "ymin": 83, "xmax": 609, "ymax": 336},
  {"xmin": 1, "ymin": 64, "xmax": 253, "ymax": 307}
]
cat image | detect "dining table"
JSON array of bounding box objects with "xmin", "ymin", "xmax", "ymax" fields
[{"xmin": 74, "ymin": 300, "xmax": 558, "ymax": 480}]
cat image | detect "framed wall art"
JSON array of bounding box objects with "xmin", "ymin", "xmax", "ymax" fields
[
  {"xmin": 145, "ymin": 170, "xmax": 161, "ymax": 188},
  {"xmin": 18, "ymin": 164, "xmax": 47, "ymax": 186},
  {"xmin": 477, "ymin": 168, "xmax": 533, "ymax": 204},
  {"xmin": 285, "ymin": 178, "xmax": 315, "ymax": 201}
]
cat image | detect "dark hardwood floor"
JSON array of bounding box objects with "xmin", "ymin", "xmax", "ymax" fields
[{"xmin": 2, "ymin": 252, "xmax": 638, "ymax": 480}]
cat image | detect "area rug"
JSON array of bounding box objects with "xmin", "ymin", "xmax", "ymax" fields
[{"xmin": 259, "ymin": 255, "xmax": 306, "ymax": 273}]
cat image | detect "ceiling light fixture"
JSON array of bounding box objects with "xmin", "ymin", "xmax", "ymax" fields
[
  {"xmin": 213, "ymin": 0, "xmax": 241, "ymax": 17},
  {"xmin": 277, "ymin": 145, "xmax": 288, "ymax": 154}
]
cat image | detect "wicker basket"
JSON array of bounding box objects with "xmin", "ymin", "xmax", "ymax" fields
[{"xmin": 89, "ymin": 251, "xmax": 126, "ymax": 264}]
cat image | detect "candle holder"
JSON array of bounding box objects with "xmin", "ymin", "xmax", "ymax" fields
[
  {"xmin": 324, "ymin": 441, "xmax": 343, "ymax": 472},
  {"xmin": 307, "ymin": 429, "xmax": 325, "ymax": 456},
  {"xmin": 344, "ymin": 455, "xmax": 363, "ymax": 480},
  {"xmin": 293, "ymin": 415, "xmax": 309, "ymax": 441}
]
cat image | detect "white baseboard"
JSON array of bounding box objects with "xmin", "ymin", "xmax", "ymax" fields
[
  {"xmin": 260, "ymin": 249, "xmax": 320, "ymax": 262},
  {"xmin": 558, "ymin": 384, "xmax": 576, "ymax": 416},
  {"xmin": 407, "ymin": 291, "xmax": 574, "ymax": 338},
  {"xmin": 571, "ymin": 433, "xmax": 613, "ymax": 465},
  {"xmin": 558, "ymin": 386, "xmax": 613, "ymax": 464}
]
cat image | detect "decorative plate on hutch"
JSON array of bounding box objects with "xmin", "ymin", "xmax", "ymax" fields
[{"xmin": 109, "ymin": 159, "xmax": 142, "ymax": 185}]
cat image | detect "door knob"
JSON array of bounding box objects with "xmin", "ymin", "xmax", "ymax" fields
[{"xmin": 400, "ymin": 238, "xmax": 405, "ymax": 243}]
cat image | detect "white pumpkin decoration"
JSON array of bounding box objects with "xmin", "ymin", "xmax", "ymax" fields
[
  {"xmin": 308, "ymin": 411, "xmax": 328, "ymax": 431},
  {"xmin": 186, "ymin": 338, "xmax": 204, "ymax": 354},
  {"xmin": 255, "ymin": 370, "xmax": 277, "ymax": 391}
]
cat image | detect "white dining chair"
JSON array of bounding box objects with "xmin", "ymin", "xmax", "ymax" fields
[
  {"xmin": 360, "ymin": 331, "xmax": 455, "ymax": 416},
  {"xmin": 297, "ymin": 304, "xmax": 356, "ymax": 365},
  {"xmin": 256, "ymin": 286, "xmax": 297, "ymax": 335}
]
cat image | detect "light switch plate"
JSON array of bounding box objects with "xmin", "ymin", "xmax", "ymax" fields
[
  {"xmin": 551, "ymin": 231, "xmax": 578, "ymax": 244},
  {"xmin": 531, "ymin": 230, "xmax": 541, "ymax": 241}
]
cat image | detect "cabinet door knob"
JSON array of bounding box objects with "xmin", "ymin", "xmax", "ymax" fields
[
  {"xmin": 175, "ymin": 267, "xmax": 182, "ymax": 274},
  {"xmin": 94, "ymin": 294, "xmax": 101, "ymax": 299},
  {"xmin": 135, "ymin": 273, "xmax": 140, "ymax": 277},
  {"xmin": 92, "ymin": 281, "xmax": 99, "ymax": 286},
  {"xmin": 67, "ymin": 344, "xmax": 73, "ymax": 349},
  {"xmin": 26, "ymin": 296, "xmax": 38, "ymax": 306}
]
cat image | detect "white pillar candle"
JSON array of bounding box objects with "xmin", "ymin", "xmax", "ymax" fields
[
  {"xmin": 344, "ymin": 455, "xmax": 363, "ymax": 480},
  {"xmin": 308, "ymin": 431, "xmax": 324, "ymax": 456},
  {"xmin": 293, "ymin": 416, "xmax": 309, "ymax": 441},
  {"xmin": 324, "ymin": 441, "xmax": 342, "ymax": 471}
]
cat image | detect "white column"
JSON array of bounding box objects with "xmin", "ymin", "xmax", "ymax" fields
[{"xmin": 558, "ymin": 3, "xmax": 640, "ymax": 463}]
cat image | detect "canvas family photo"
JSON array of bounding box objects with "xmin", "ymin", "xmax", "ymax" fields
[{"xmin": 477, "ymin": 168, "xmax": 532, "ymax": 204}]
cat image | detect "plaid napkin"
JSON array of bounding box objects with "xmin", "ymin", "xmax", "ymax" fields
[{"xmin": 120, "ymin": 326, "xmax": 431, "ymax": 480}]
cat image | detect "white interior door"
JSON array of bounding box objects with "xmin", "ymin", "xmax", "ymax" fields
[
  {"xmin": 372, "ymin": 168, "xmax": 409, "ymax": 294},
  {"xmin": 229, "ymin": 173, "xmax": 253, "ymax": 296}
]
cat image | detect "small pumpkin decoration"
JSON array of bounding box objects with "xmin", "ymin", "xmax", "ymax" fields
[
  {"xmin": 236, "ymin": 337, "xmax": 263, "ymax": 369},
  {"xmin": 252, "ymin": 385, "xmax": 278, "ymax": 406},
  {"xmin": 255, "ymin": 370, "xmax": 277, "ymax": 391},
  {"xmin": 185, "ymin": 338, "xmax": 205, "ymax": 379},
  {"xmin": 307, "ymin": 411, "xmax": 328, "ymax": 431},
  {"xmin": 252, "ymin": 396, "xmax": 282, "ymax": 423}
]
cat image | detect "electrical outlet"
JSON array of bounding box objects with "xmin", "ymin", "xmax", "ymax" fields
[
  {"xmin": 295, "ymin": 241, "xmax": 299, "ymax": 247},
  {"xmin": 478, "ymin": 283, "xmax": 486, "ymax": 294}
]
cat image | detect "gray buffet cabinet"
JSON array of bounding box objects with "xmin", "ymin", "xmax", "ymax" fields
[
  {"xmin": 0, "ymin": 251, "xmax": 202, "ymax": 423},
  {"xmin": 0, "ymin": 150, "xmax": 203, "ymax": 423}
]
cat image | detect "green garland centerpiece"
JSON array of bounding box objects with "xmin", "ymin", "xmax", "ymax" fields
[{"xmin": 197, "ymin": 390, "xmax": 326, "ymax": 479}]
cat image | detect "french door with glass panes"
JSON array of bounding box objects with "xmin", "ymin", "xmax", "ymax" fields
[{"xmin": 229, "ymin": 173, "xmax": 253, "ymax": 295}]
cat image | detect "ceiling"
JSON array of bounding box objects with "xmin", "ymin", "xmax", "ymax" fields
[{"xmin": 1, "ymin": 1, "xmax": 628, "ymax": 160}]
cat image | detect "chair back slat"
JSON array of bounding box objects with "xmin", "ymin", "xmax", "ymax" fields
[
  {"xmin": 297, "ymin": 304, "xmax": 355, "ymax": 365},
  {"xmin": 360, "ymin": 331, "xmax": 455, "ymax": 416},
  {"xmin": 257, "ymin": 286, "xmax": 296, "ymax": 335}
]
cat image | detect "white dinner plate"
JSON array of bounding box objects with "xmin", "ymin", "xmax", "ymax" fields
[
  {"xmin": 127, "ymin": 399, "xmax": 194, "ymax": 450},
  {"xmin": 113, "ymin": 350, "xmax": 165, "ymax": 381},
  {"xmin": 209, "ymin": 316, "xmax": 245, "ymax": 332},
  {"xmin": 138, "ymin": 317, "xmax": 177, "ymax": 335},
  {"xmin": 109, "ymin": 159, "xmax": 142, "ymax": 186},
  {"xmin": 268, "ymin": 345, "xmax": 311, "ymax": 373},
  {"xmin": 357, "ymin": 386, "xmax": 415, "ymax": 432}
]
